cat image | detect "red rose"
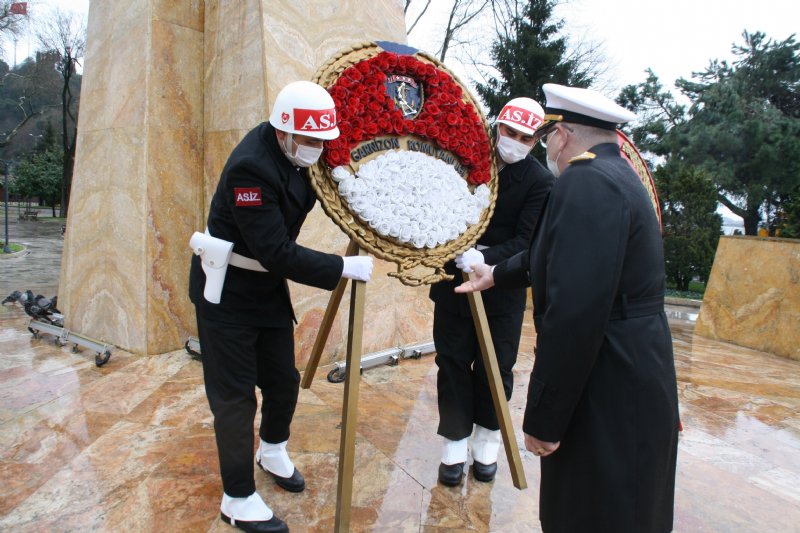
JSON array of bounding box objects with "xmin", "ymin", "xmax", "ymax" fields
[
  {"xmin": 351, "ymin": 128, "xmax": 365, "ymax": 142},
  {"xmin": 438, "ymin": 128, "xmax": 450, "ymax": 143},
  {"xmin": 392, "ymin": 117, "xmax": 405, "ymax": 134},
  {"xmin": 368, "ymin": 101, "xmax": 383, "ymax": 114},
  {"xmin": 347, "ymin": 96, "xmax": 361, "ymax": 109},
  {"xmin": 426, "ymin": 124, "xmax": 440, "ymax": 137},
  {"xmin": 327, "ymin": 149, "xmax": 343, "ymax": 166},
  {"xmin": 338, "ymin": 76, "xmax": 354, "ymax": 89},
  {"xmin": 377, "ymin": 117, "xmax": 390, "ymax": 130},
  {"xmin": 414, "ymin": 121, "xmax": 427, "ymax": 135},
  {"xmin": 446, "ymin": 112, "xmax": 459, "ymax": 126},
  {"xmin": 365, "ymin": 122, "xmax": 379, "ymax": 135},
  {"xmin": 422, "ymin": 115, "xmax": 436, "ymax": 126},
  {"xmin": 375, "ymin": 56, "xmax": 390, "ymax": 71},
  {"xmin": 397, "ymin": 55, "xmax": 413, "ymax": 72},
  {"xmin": 338, "ymin": 123, "xmax": 352, "ymax": 137},
  {"xmin": 373, "ymin": 70, "xmax": 387, "ymax": 83},
  {"xmin": 357, "ymin": 61, "xmax": 371, "ymax": 74},
  {"xmin": 345, "ymin": 66, "xmax": 363, "ymax": 82},
  {"xmin": 425, "ymin": 102, "xmax": 441, "ymax": 116}
]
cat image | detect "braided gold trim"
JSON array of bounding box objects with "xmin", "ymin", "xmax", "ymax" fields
[
  {"xmin": 310, "ymin": 42, "xmax": 498, "ymax": 286},
  {"xmin": 619, "ymin": 139, "xmax": 661, "ymax": 224}
]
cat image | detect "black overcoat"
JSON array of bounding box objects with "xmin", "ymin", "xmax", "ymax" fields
[
  {"xmin": 190, "ymin": 122, "xmax": 343, "ymax": 326},
  {"xmin": 429, "ymin": 155, "xmax": 554, "ymax": 316},
  {"xmin": 494, "ymin": 143, "xmax": 679, "ymax": 533}
]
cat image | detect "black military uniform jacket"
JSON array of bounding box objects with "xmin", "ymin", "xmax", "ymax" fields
[
  {"xmin": 429, "ymin": 155, "xmax": 554, "ymax": 317},
  {"xmin": 494, "ymin": 143, "xmax": 679, "ymax": 532},
  {"xmin": 190, "ymin": 122, "xmax": 343, "ymax": 327}
]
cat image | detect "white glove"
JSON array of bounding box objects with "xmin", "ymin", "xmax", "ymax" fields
[
  {"xmin": 341, "ymin": 256, "xmax": 374, "ymax": 282},
  {"xmin": 455, "ymin": 247, "xmax": 484, "ymax": 273}
]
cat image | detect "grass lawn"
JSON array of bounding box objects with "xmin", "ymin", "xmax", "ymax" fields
[
  {"xmin": 666, "ymin": 280, "xmax": 705, "ymax": 300},
  {"xmin": 1, "ymin": 242, "xmax": 25, "ymax": 253}
]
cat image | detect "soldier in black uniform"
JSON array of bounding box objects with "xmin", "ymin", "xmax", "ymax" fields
[
  {"xmin": 189, "ymin": 81, "xmax": 373, "ymax": 533},
  {"xmin": 429, "ymin": 97, "xmax": 554, "ymax": 486},
  {"xmin": 456, "ymin": 84, "xmax": 679, "ymax": 533}
]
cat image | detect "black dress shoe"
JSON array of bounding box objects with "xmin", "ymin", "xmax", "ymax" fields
[
  {"xmin": 471, "ymin": 460, "xmax": 497, "ymax": 482},
  {"xmin": 257, "ymin": 459, "xmax": 306, "ymax": 492},
  {"xmin": 220, "ymin": 512, "xmax": 289, "ymax": 532},
  {"xmin": 438, "ymin": 462, "xmax": 465, "ymax": 486}
]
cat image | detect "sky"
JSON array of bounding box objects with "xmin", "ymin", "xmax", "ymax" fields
[
  {"xmin": 8, "ymin": 0, "xmax": 797, "ymax": 95},
  {"xmin": 406, "ymin": 0, "xmax": 799, "ymax": 97}
]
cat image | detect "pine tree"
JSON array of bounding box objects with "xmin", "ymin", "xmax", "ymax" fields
[{"xmin": 474, "ymin": 0, "xmax": 595, "ymax": 119}]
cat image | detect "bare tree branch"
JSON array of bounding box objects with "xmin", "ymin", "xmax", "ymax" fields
[
  {"xmin": 407, "ymin": 0, "xmax": 432, "ymax": 35},
  {"xmin": 0, "ymin": 97, "xmax": 44, "ymax": 147}
]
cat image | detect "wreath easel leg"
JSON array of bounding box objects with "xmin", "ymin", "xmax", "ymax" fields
[
  {"xmin": 301, "ymin": 240, "xmax": 359, "ymax": 389},
  {"xmin": 334, "ymin": 245, "xmax": 368, "ymax": 533},
  {"xmin": 464, "ymin": 271, "xmax": 528, "ymax": 490}
]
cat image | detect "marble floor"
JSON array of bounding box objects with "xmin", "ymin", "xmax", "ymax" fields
[{"xmin": 0, "ymin": 303, "xmax": 799, "ymax": 532}]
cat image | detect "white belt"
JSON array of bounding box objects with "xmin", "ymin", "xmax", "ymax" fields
[
  {"xmin": 205, "ymin": 228, "xmax": 268, "ymax": 272},
  {"xmin": 229, "ymin": 252, "xmax": 268, "ymax": 272}
]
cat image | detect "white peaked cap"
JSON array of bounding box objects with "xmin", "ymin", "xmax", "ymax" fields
[{"xmin": 542, "ymin": 83, "xmax": 636, "ymax": 130}]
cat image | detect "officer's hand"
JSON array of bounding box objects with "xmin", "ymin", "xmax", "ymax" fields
[
  {"xmin": 455, "ymin": 247, "xmax": 484, "ymax": 273},
  {"xmin": 341, "ymin": 256, "xmax": 374, "ymax": 282},
  {"xmin": 524, "ymin": 433, "xmax": 560, "ymax": 457},
  {"xmin": 454, "ymin": 263, "xmax": 495, "ymax": 293}
]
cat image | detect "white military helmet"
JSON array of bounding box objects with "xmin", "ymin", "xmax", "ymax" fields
[
  {"xmin": 495, "ymin": 97, "xmax": 546, "ymax": 136},
  {"xmin": 269, "ymin": 81, "xmax": 340, "ymax": 140}
]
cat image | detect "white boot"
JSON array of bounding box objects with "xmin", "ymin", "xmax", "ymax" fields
[
  {"xmin": 220, "ymin": 492, "xmax": 273, "ymax": 522},
  {"xmin": 256, "ymin": 439, "xmax": 295, "ymax": 477},
  {"xmin": 440, "ymin": 436, "xmax": 469, "ymax": 465},
  {"xmin": 470, "ymin": 425, "xmax": 502, "ymax": 465}
]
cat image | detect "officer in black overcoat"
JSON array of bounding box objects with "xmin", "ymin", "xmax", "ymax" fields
[
  {"xmin": 429, "ymin": 97, "xmax": 554, "ymax": 486},
  {"xmin": 189, "ymin": 81, "xmax": 373, "ymax": 533},
  {"xmin": 456, "ymin": 84, "xmax": 679, "ymax": 532}
]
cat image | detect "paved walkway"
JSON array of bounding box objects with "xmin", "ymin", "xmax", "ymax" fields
[
  {"xmin": 1, "ymin": 215, "xmax": 799, "ymax": 531},
  {"xmin": 0, "ymin": 213, "xmax": 64, "ymax": 299}
]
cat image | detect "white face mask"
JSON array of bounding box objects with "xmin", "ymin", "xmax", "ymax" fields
[
  {"xmin": 544, "ymin": 130, "xmax": 562, "ymax": 177},
  {"xmin": 546, "ymin": 154, "xmax": 560, "ymax": 177},
  {"xmin": 282, "ymin": 133, "xmax": 323, "ymax": 168},
  {"xmin": 496, "ymin": 134, "xmax": 533, "ymax": 164}
]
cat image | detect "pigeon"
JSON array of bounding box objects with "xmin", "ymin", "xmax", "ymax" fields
[{"xmin": 2, "ymin": 290, "xmax": 22, "ymax": 305}]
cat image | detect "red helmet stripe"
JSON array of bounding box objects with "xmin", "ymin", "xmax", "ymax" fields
[
  {"xmin": 293, "ymin": 107, "xmax": 337, "ymax": 132},
  {"xmin": 498, "ymin": 104, "xmax": 543, "ymax": 130}
]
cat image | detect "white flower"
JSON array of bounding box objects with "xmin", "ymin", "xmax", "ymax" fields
[{"xmin": 339, "ymin": 150, "xmax": 490, "ymax": 248}]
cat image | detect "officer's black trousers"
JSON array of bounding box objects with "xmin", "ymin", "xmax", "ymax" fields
[
  {"xmin": 433, "ymin": 305, "xmax": 524, "ymax": 441},
  {"xmin": 197, "ymin": 314, "xmax": 299, "ymax": 497}
]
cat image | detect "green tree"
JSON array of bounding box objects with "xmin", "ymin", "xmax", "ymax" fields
[
  {"xmin": 12, "ymin": 146, "xmax": 63, "ymax": 215},
  {"xmin": 616, "ymin": 69, "xmax": 686, "ymax": 156},
  {"xmin": 655, "ymin": 161, "xmax": 722, "ymax": 291},
  {"xmin": 36, "ymin": 8, "xmax": 85, "ymax": 218},
  {"xmin": 777, "ymin": 186, "xmax": 800, "ymax": 237},
  {"xmin": 674, "ymin": 31, "xmax": 800, "ymax": 235},
  {"xmin": 474, "ymin": 0, "xmax": 596, "ymax": 118}
]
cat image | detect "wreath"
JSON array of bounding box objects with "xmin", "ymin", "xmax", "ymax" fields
[{"xmin": 310, "ymin": 41, "xmax": 498, "ymax": 286}]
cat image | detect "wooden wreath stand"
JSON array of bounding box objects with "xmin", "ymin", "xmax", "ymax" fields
[{"xmin": 301, "ymin": 240, "xmax": 527, "ymax": 532}]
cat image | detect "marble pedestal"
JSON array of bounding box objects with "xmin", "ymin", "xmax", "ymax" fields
[
  {"xmin": 59, "ymin": 0, "xmax": 413, "ymax": 359},
  {"xmin": 695, "ymin": 236, "xmax": 800, "ymax": 361}
]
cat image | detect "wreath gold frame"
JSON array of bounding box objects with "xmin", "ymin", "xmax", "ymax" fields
[{"xmin": 309, "ymin": 42, "xmax": 499, "ymax": 286}]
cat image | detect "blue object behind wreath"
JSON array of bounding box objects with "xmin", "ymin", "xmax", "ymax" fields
[{"xmin": 375, "ymin": 41, "xmax": 419, "ymax": 56}]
